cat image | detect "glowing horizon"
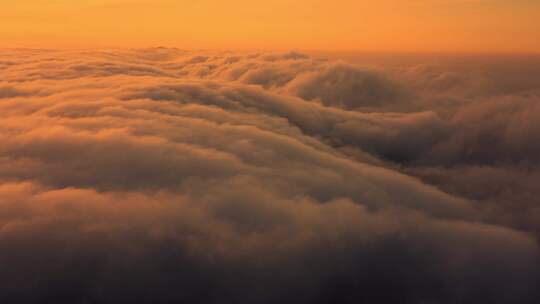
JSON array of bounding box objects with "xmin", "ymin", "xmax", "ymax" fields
[{"xmin": 2, "ymin": 0, "xmax": 540, "ymax": 53}]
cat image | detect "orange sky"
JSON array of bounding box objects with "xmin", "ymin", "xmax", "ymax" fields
[{"xmin": 1, "ymin": 0, "xmax": 539, "ymax": 53}]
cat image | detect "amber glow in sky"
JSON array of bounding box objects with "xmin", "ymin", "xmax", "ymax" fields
[{"xmin": 1, "ymin": 0, "xmax": 540, "ymax": 53}]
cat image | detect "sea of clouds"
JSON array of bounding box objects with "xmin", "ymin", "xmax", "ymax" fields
[{"xmin": 0, "ymin": 48, "xmax": 539, "ymax": 303}]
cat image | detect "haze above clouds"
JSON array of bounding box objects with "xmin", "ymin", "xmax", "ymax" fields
[{"xmin": 2, "ymin": 0, "xmax": 540, "ymax": 53}]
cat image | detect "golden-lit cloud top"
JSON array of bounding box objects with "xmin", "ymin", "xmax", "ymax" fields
[{"xmin": 1, "ymin": 0, "xmax": 539, "ymax": 52}]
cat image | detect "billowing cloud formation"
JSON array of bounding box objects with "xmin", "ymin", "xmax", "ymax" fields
[{"xmin": 0, "ymin": 48, "xmax": 539, "ymax": 304}]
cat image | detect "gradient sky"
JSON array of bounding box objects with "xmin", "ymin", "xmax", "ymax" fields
[{"xmin": 1, "ymin": 0, "xmax": 539, "ymax": 53}]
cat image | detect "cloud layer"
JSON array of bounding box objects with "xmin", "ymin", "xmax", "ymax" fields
[{"xmin": 0, "ymin": 48, "xmax": 539, "ymax": 303}]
